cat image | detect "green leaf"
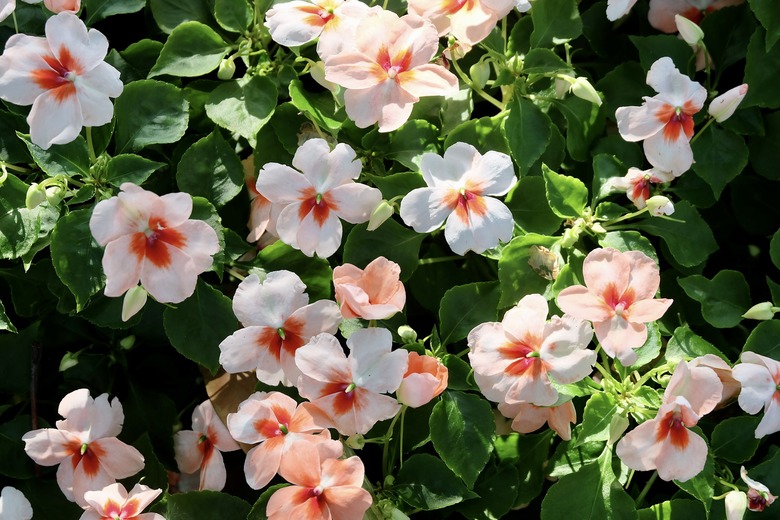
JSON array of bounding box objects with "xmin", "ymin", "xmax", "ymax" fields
[
  {"xmin": 0, "ymin": 110, "xmax": 31, "ymax": 164},
  {"xmin": 343, "ymin": 220, "xmax": 425, "ymax": 282},
  {"xmin": 530, "ymin": 0, "xmax": 582, "ymax": 48},
  {"xmin": 18, "ymin": 133, "xmax": 90, "ymax": 177},
  {"xmin": 542, "ymin": 164, "xmax": 588, "ymax": 219},
  {"xmin": 439, "ymin": 282, "xmax": 500, "ymax": 346},
  {"xmin": 505, "ymin": 176, "xmax": 562, "ymax": 235},
  {"xmin": 163, "ymin": 279, "xmax": 240, "ymax": 373},
  {"xmin": 674, "ymin": 450, "xmax": 714, "ymax": 513},
  {"xmin": 552, "ymin": 95, "xmax": 605, "ymax": 162},
  {"xmin": 0, "ymin": 415, "xmax": 36, "ymax": 478},
  {"xmin": 678, "ymin": 270, "xmax": 752, "ymax": 328},
  {"xmin": 115, "ymin": 80, "xmax": 189, "ymax": 153},
  {"xmin": 547, "ymin": 433, "xmax": 604, "ymax": 477},
  {"xmin": 700, "ymin": 4, "xmax": 754, "ymax": 70},
  {"xmin": 772, "ymin": 229, "xmax": 780, "ymax": 269},
  {"xmin": 0, "ymin": 323, "xmax": 36, "ymax": 395},
  {"xmin": 632, "ymin": 201, "xmax": 717, "ymax": 267},
  {"xmin": 387, "ymin": 120, "xmax": 440, "ymax": 170},
  {"xmin": 50, "ymin": 208, "xmax": 105, "ymax": 311},
  {"xmin": 444, "ymin": 116, "xmax": 509, "ymax": 155},
  {"xmin": 149, "ymin": 21, "xmax": 229, "ymax": 77},
  {"xmin": 0, "ymin": 299, "xmax": 16, "ymax": 333},
  {"xmin": 749, "ymin": 111, "xmax": 780, "ymax": 181},
  {"xmin": 576, "ymin": 392, "xmax": 618, "ymax": 446},
  {"xmin": 497, "ymin": 430, "xmax": 553, "ymax": 506},
  {"xmin": 0, "ymin": 174, "xmax": 43, "ymax": 260},
  {"xmin": 366, "ymin": 172, "xmax": 426, "ymax": 200},
  {"xmin": 599, "ymin": 231, "xmax": 658, "ymax": 264},
  {"xmin": 597, "ymin": 62, "xmax": 653, "ymax": 121},
  {"xmin": 630, "ymin": 35, "xmax": 695, "ymax": 73},
  {"xmin": 288, "ymin": 79, "xmax": 343, "ymax": 134},
  {"xmin": 591, "ymin": 153, "xmax": 626, "ymax": 204},
  {"xmin": 457, "ymin": 462, "xmax": 519, "ymax": 520},
  {"xmin": 637, "ymin": 500, "xmax": 705, "ymax": 520},
  {"xmin": 166, "ymin": 491, "xmax": 250, "ymax": 520},
  {"xmin": 498, "ymin": 234, "xmax": 559, "ymax": 307},
  {"xmin": 246, "ymin": 484, "xmax": 288, "ymax": 520},
  {"xmin": 132, "ymin": 433, "xmax": 169, "ymax": 491},
  {"xmin": 149, "ymin": 0, "xmax": 213, "ymax": 34},
  {"xmin": 84, "ymin": 0, "xmax": 145, "ymax": 24},
  {"xmin": 505, "ymin": 97, "xmax": 551, "ymax": 175},
  {"xmin": 205, "ymin": 76, "xmax": 277, "ymax": 147},
  {"xmin": 711, "ymin": 415, "xmax": 761, "ymax": 464},
  {"xmin": 253, "ymin": 241, "xmax": 332, "ymax": 302},
  {"xmin": 541, "ymin": 448, "xmax": 636, "ymax": 520},
  {"xmin": 430, "ymin": 390, "xmax": 495, "ymax": 488},
  {"xmin": 441, "ymin": 354, "xmax": 478, "ymax": 391},
  {"xmin": 106, "ymin": 154, "xmax": 166, "ymax": 187},
  {"xmin": 691, "ymin": 126, "xmax": 749, "ymax": 198},
  {"xmin": 176, "ymin": 130, "xmax": 244, "ymax": 207},
  {"xmin": 665, "ymin": 326, "xmax": 727, "ymax": 363},
  {"xmin": 744, "ymin": 26, "xmax": 780, "ymax": 109},
  {"xmin": 394, "ymin": 453, "xmax": 479, "ymax": 510},
  {"xmin": 522, "ymin": 48, "xmax": 572, "ymax": 74},
  {"xmin": 628, "ymin": 321, "xmax": 661, "ymax": 369},
  {"xmin": 748, "ymin": 0, "xmax": 780, "ymax": 51},
  {"xmin": 742, "ymin": 320, "xmax": 780, "ymax": 358},
  {"xmin": 214, "ymin": 0, "xmax": 252, "ymax": 32}
]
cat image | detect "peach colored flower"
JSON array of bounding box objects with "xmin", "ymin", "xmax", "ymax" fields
[
  {"xmin": 732, "ymin": 352, "xmax": 780, "ymax": 438},
  {"xmin": 333, "ymin": 256, "xmax": 406, "ymax": 320},
  {"xmin": 22, "ymin": 389, "xmax": 145, "ymax": 506},
  {"xmin": 689, "ymin": 354, "xmax": 740, "ymax": 406},
  {"xmin": 42, "ymin": 0, "xmax": 80, "ymax": 11},
  {"xmin": 556, "ymin": 248, "xmax": 673, "ymax": 366},
  {"xmin": 173, "ymin": 400, "xmax": 240, "ymax": 491},
  {"xmin": 407, "ymin": 0, "xmax": 514, "ymax": 46},
  {"xmin": 227, "ymin": 391, "xmax": 342, "ymax": 490},
  {"xmin": 80, "ymin": 483, "xmax": 163, "ymax": 520},
  {"xmin": 397, "ymin": 352, "xmax": 448, "ymax": 408},
  {"xmin": 267, "ymin": 442, "xmax": 371, "ymax": 520},
  {"xmin": 497, "ymin": 401, "xmax": 577, "ymax": 440}
]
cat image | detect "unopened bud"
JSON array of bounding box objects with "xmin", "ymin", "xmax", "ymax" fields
[
  {"xmin": 217, "ymin": 57, "xmax": 236, "ymax": 80},
  {"xmin": 646, "ymin": 195, "xmax": 674, "ymax": 216},
  {"xmin": 45, "ymin": 185, "xmax": 65, "ymax": 205},
  {"xmin": 25, "ymin": 183, "xmax": 47, "ymax": 209},
  {"xmin": 708, "ymin": 84, "xmax": 748, "ymax": 122},
  {"xmin": 569, "ymin": 77, "xmax": 602, "ymax": 106},
  {"xmin": 742, "ymin": 302, "xmax": 778, "ymax": 321},
  {"xmin": 397, "ymin": 325, "xmax": 417, "ymax": 344},
  {"xmin": 345, "ymin": 434, "xmax": 365, "ymax": 450},
  {"xmin": 469, "ymin": 61, "xmax": 491, "ymax": 90},
  {"xmin": 122, "ymin": 285, "xmax": 148, "ymax": 322},
  {"xmin": 367, "ymin": 200, "xmax": 394, "ymax": 231},
  {"xmin": 560, "ymin": 227, "xmax": 580, "ymax": 248},
  {"xmin": 675, "ymin": 14, "xmax": 704, "ymax": 46},
  {"xmin": 608, "ymin": 414, "xmax": 629, "ymax": 445},
  {"xmin": 119, "ymin": 335, "xmax": 136, "ymax": 349},
  {"xmin": 725, "ymin": 491, "xmax": 747, "ymax": 520}
]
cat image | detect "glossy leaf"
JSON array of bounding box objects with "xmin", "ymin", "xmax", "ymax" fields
[
  {"xmin": 114, "ymin": 80, "xmax": 189, "ymax": 153},
  {"xmin": 438, "ymin": 282, "xmax": 500, "ymax": 347},
  {"xmin": 678, "ymin": 270, "xmax": 751, "ymax": 328}
]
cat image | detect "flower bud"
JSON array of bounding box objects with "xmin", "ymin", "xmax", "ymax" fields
[
  {"xmin": 25, "ymin": 183, "xmax": 47, "ymax": 210},
  {"xmin": 569, "ymin": 77, "xmax": 602, "ymax": 106},
  {"xmin": 345, "ymin": 434, "xmax": 365, "ymax": 450},
  {"xmin": 674, "ymin": 14, "xmax": 704, "ymax": 46},
  {"xmin": 725, "ymin": 491, "xmax": 747, "ymax": 520},
  {"xmin": 397, "ymin": 325, "xmax": 417, "ymax": 344},
  {"xmin": 122, "ymin": 286, "xmax": 148, "ymax": 322},
  {"xmin": 646, "ymin": 195, "xmax": 674, "ymax": 216},
  {"xmin": 45, "ymin": 185, "xmax": 65, "ymax": 205},
  {"xmin": 217, "ymin": 57, "xmax": 236, "ymax": 80},
  {"xmin": 742, "ymin": 302, "xmax": 778, "ymax": 320},
  {"xmin": 367, "ymin": 200, "xmax": 394, "ymax": 231},
  {"xmin": 708, "ymin": 84, "xmax": 748, "ymax": 122},
  {"xmin": 469, "ymin": 61, "xmax": 491, "ymax": 90}
]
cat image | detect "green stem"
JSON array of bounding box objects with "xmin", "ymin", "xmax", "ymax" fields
[
  {"xmin": 418, "ymin": 255, "xmax": 461, "ymax": 265},
  {"xmin": 450, "ymin": 56, "xmax": 505, "ymax": 110},
  {"xmin": 382, "ymin": 410, "xmax": 404, "ymax": 478},
  {"xmin": 0, "ymin": 161, "xmax": 30, "ymax": 173},
  {"xmin": 594, "ymin": 360, "xmax": 621, "ymax": 390},
  {"xmin": 603, "ymin": 207, "xmax": 649, "ymax": 227},
  {"xmin": 398, "ymin": 406, "xmax": 407, "ymax": 470},
  {"xmin": 12, "ymin": 10, "xmax": 18, "ymax": 33},
  {"xmin": 635, "ymin": 471, "xmax": 658, "ymax": 508},
  {"xmin": 225, "ymin": 267, "xmax": 246, "ymax": 281},
  {"xmin": 690, "ymin": 117, "xmax": 715, "ymax": 145},
  {"xmin": 715, "ymin": 477, "xmax": 740, "ymax": 493},
  {"xmin": 85, "ymin": 127, "xmax": 96, "ymax": 162}
]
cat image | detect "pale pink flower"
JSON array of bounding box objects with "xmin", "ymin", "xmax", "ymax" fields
[
  {"xmin": 741, "ymin": 466, "xmax": 776, "ymax": 512},
  {"xmin": 648, "ymin": 0, "xmax": 744, "ymax": 33},
  {"xmin": 397, "ymin": 352, "xmax": 448, "ymax": 408},
  {"xmin": 689, "ymin": 354, "xmax": 740, "ymax": 405},
  {"xmin": 497, "ymin": 401, "xmax": 577, "ymax": 440},
  {"xmin": 173, "ymin": 400, "xmax": 240, "ymax": 491},
  {"xmin": 609, "ymin": 167, "xmax": 674, "ymax": 209},
  {"xmin": 242, "ymin": 156, "xmax": 280, "ymax": 244},
  {"xmin": 407, "ymin": 0, "xmax": 514, "ymax": 46},
  {"xmin": 22, "ymin": 389, "xmax": 145, "ymax": 506},
  {"xmin": 80, "ymin": 483, "xmax": 163, "ymax": 520},
  {"xmin": 556, "ymin": 248, "xmax": 673, "ymax": 366},
  {"xmin": 226, "ymin": 391, "xmax": 342, "ymax": 490},
  {"xmin": 255, "ymin": 138, "xmax": 382, "ymax": 258},
  {"xmin": 606, "ymin": 0, "xmax": 638, "ymax": 20},
  {"xmin": 616, "ymin": 57, "xmax": 707, "ymax": 176},
  {"xmin": 296, "ymin": 328, "xmax": 409, "ymax": 435},
  {"xmin": 400, "ymin": 142, "xmax": 517, "ymax": 255},
  {"xmin": 468, "ymin": 294, "xmax": 595, "ymax": 407},
  {"xmin": 708, "ymin": 84, "xmax": 748, "ymax": 122},
  {"xmin": 267, "ymin": 441, "xmax": 372, "ymax": 520},
  {"xmin": 0, "ymin": 486, "xmax": 33, "ymax": 520},
  {"xmin": 616, "ymin": 361, "xmax": 722, "ymax": 481},
  {"xmin": 333, "ymin": 256, "xmax": 406, "ymax": 320},
  {"xmin": 0, "ymin": 12, "xmax": 122, "ymax": 149},
  {"xmin": 218, "ymin": 270, "xmax": 342, "ymax": 386},
  {"xmin": 43, "ymin": 0, "xmax": 80, "ymax": 12},
  {"xmin": 324, "ymin": 10, "xmax": 458, "ymax": 132},
  {"xmin": 732, "ymin": 352, "xmax": 780, "ymax": 438},
  {"xmin": 89, "ymin": 183, "xmax": 220, "ymax": 304}
]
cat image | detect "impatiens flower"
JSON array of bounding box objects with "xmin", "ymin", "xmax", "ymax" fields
[
  {"xmin": 645, "ymin": 195, "xmax": 674, "ymax": 216},
  {"xmin": 0, "ymin": 12, "xmax": 122, "ymax": 149},
  {"xmin": 80, "ymin": 483, "xmax": 163, "ymax": 520},
  {"xmin": 468, "ymin": 294, "xmax": 595, "ymax": 407},
  {"xmin": 218, "ymin": 270, "xmax": 342, "ymax": 386},
  {"xmin": 407, "ymin": 0, "xmax": 514, "ymax": 46},
  {"xmin": 333, "ymin": 256, "xmax": 406, "ymax": 320},
  {"xmin": 556, "ymin": 248, "xmax": 673, "ymax": 366},
  {"xmin": 41, "ymin": 0, "xmax": 80, "ymax": 12},
  {"xmin": 226, "ymin": 391, "xmax": 342, "ymax": 490},
  {"xmin": 173, "ymin": 400, "xmax": 240, "ymax": 491},
  {"xmin": 255, "ymin": 138, "xmax": 382, "ymax": 258},
  {"xmin": 296, "ymin": 328, "xmax": 409, "ymax": 435},
  {"xmin": 708, "ymin": 84, "xmax": 748, "ymax": 122},
  {"xmin": 267, "ymin": 441, "xmax": 372, "ymax": 520},
  {"xmin": 606, "ymin": 0, "xmax": 638, "ymax": 21},
  {"xmin": 732, "ymin": 352, "xmax": 780, "ymax": 438},
  {"xmin": 22, "ymin": 389, "xmax": 145, "ymax": 506},
  {"xmin": 497, "ymin": 400, "xmax": 577, "ymax": 440},
  {"xmin": 689, "ymin": 354, "xmax": 740, "ymax": 405},
  {"xmin": 324, "ymin": 10, "xmax": 458, "ymax": 132},
  {"xmin": 609, "ymin": 167, "xmax": 674, "ymax": 209},
  {"xmin": 648, "ymin": 0, "xmax": 744, "ymax": 33},
  {"xmin": 741, "ymin": 466, "xmax": 776, "ymax": 512},
  {"xmin": 400, "ymin": 142, "xmax": 517, "ymax": 255},
  {"xmin": 396, "ymin": 352, "xmax": 448, "ymax": 408},
  {"xmin": 616, "ymin": 57, "xmax": 707, "ymax": 176},
  {"xmin": 242, "ymin": 156, "xmax": 280, "ymax": 244},
  {"xmin": 0, "ymin": 486, "xmax": 33, "ymax": 520},
  {"xmin": 89, "ymin": 183, "xmax": 220, "ymax": 304},
  {"xmin": 616, "ymin": 361, "xmax": 722, "ymax": 481}
]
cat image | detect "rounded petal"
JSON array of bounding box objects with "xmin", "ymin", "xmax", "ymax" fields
[
  {"xmin": 627, "ymin": 298, "xmax": 673, "ymax": 323},
  {"xmin": 0, "ymin": 486, "xmax": 33, "ymax": 520},
  {"xmin": 615, "ymin": 101, "xmax": 667, "ymax": 142},
  {"xmin": 174, "ymin": 430, "xmax": 204, "ymax": 474},
  {"xmin": 138, "ymin": 244, "xmax": 199, "ymax": 303},
  {"xmin": 654, "ymin": 428, "xmax": 708, "ymax": 482},
  {"xmin": 0, "ymin": 34, "xmax": 53, "ymax": 105},
  {"xmin": 89, "ymin": 437, "xmax": 145, "ymax": 480},
  {"xmin": 243, "ymin": 440, "xmax": 284, "ymax": 490},
  {"xmin": 594, "ymin": 318, "xmax": 645, "ymax": 365},
  {"xmin": 343, "ymin": 81, "xmax": 416, "ymax": 132},
  {"xmin": 232, "ymin": 271, "xmax": 308, "ymax": 328},
  {"xmin": 45, "ymin": 13, "xmax": 108, "ymax": 71},
  {"xmin": 74, "ymin": 65, "xmax": 122, "ymax": 127},
  {"xmin": 102, "ymin": 234, "xmax": 143, "ymax": 297},
  {"xmin": 348, "ymin": 328, "xmax": 408, "ymax": 393},
  {"xmin": 556, "ymin": 286, "xmax": 613, "ymax": 323},
  {"xmin": 643, "ymin": 130, "xmax": 693, "ymax": 177},
  {"xmin": 328, "ymin": 183, "xmax": 382, "ymax": 224},
  {"xmin": 443, "ymin": 196, "xmax": 514, "ymax": 255},
  {"xmin": 294, "ymin": 140, "xmax": 362, "ymax": 192},
  {"xmin": 615, "ymin": 419, "xmax": 663, "ymax": 472},
  {"xmin": 256, "ymin": 163, "xmax": 312, "ymax": 204},
  {"xmin": 582, "ymin": 248, "xmax": 631, "ymax": 300},
  {"xmin": 199, "ymin": 447, "xmax": 227, "ymax": 491},
  {"xmin": 733, "ymin": 362, "xmax": 775, "ymax": 415},
  {"xmin": 397, "ymin": 63, "xmax": 457, "ymax": 98},
  {"xmin": 399, "ymin": 187, "xmax": 453, "ymax": 233},
  {"xmin": 753, "ymin": 395, "xmax": 780, "ymax": 438},
  {"xmin": 27, "ymin": 86, "xmax": 83, "ymax": 149}
]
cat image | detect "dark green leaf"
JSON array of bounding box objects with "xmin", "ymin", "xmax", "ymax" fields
[
  {"xmin": 711, "ymin": 415, "xmax": 761, "ymax": 464},
  {"xmin": 254, "ymin": 241, "xmax": 333, "ymax": 302},
  {"xmin": 395, "ymin": 453, "xmax": 479, "ymax": 510},
  {"xmin": 288, "ymin": 79, "xmax": 343, "ymax": 134},
  {"xmin": 439, "ymin": 282, "xmax": 500, "ymax": 346},
  {"xmin": 505, "ymin": 97, "xmax": 552, "ymax": 175},
  {"xmin": 576, "ymin": 392, "xmax": 618, "ymax": 446},
  {"xmin": 630, "ymin": 35, "xmax": 695, "ymax": 73},
  {"xmin": 744, "ymin": 26, "xmax": 780, "ymax": 109},
  {"xmin": 115, "ymin": 80, "xmax": 189, "ymax": 153},
  {"xmin": 246, "ymin": 484, "xmax": 288, "ymax": 520},
  {"xmin": 665, "ymin": 326, "xmax": 727, "ymax": 363},
  {"xmin": 530, "ymin": 0, "xmax": 582, "ymax": 48},
  {"xmin": 205, "ymin": 76, "xmax": 277, "ymax": 147},
  {"xmin": 552, "ymin": 96, "xmax": 605, "ymax": 162},
  {"xmin": 166, "ymin": 491, "xmax": 250, "ymax": 519},
  {"xmin": 149, "ymin": 0, "xmax": 213, "ymax": 34},
  {"xmin": 150, "ymin": 21, "xmax": 229, "ymax": 77},
  {"xmin": 522, "ymin": 48, "xmax": 572, "ymax": 74},
  {"xmin": 742, "ymin": 320, "xmax": 780, "ymax": 358},
  {"xmin": 599, "ymin": 231, "xmax": 658, "ymax": 264},
  {"xmin": 387, "ymin": 119, "xmax": 439, "ymax": 170},
  {"xmin": 444, "ymin": 116, "xmax": 509, "ymax": 155},
  {"xmin": 505, "ymin": 176, "xmax": 562, "ymax": 235},
  {"xmin": 637, "ymin": 500, "xmax": 705, "ymax": 520},
  {"xmin": 214, "ymin": 0, "xmax": 252, "ymax": 32},
  {"xmin": 18, "ymin": 133, "xmax": 90, "ymax": 177},
  {"xmin": 678, "ymin": 270, "xmax": 751, "ymax": 328},
  {"xmin": 106, "ymin": 154, "xmax": 166, "ymax": 187},
  {"xmin": 176, "ymin": 130, "xmax": 244, "ymax": 207},
  {"xmin": 674, "ymin": 451, "xmax": 714, "ymax": 513},
  {"xmin": 84, "ymin": 0, "xmax": 146, "ymax": 24},
  {"xmin": 633, "ymin": 201, "xmax": 717, "ymax": 267},
  {"xmin": 542, "ymin": 164, "xmax": 588, "ymax": 218},
  {"xmin": 343, "ymin": 220, "xmax": 425, "ymax": 282},
  {"xmin": 457, "ymin": 462, "xmax": 519, "ymax": 520},
  {"xmin": 691, "ymin": 126, "xmax": 749, "ymax": 198},
  {"xmin": 0, "ymin": 174, "xmax": 42, "ymax": 260},
  {"xmin": 0, "ymin": 299, "xmax": 15, "ymax": 333},
  {"xmin": 498, "ymin": 234, "xmax": 559, "ymax": 307},
  {"xmin": 748, "ymin": 0, "xmax": 780, "ymax": 51}
]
